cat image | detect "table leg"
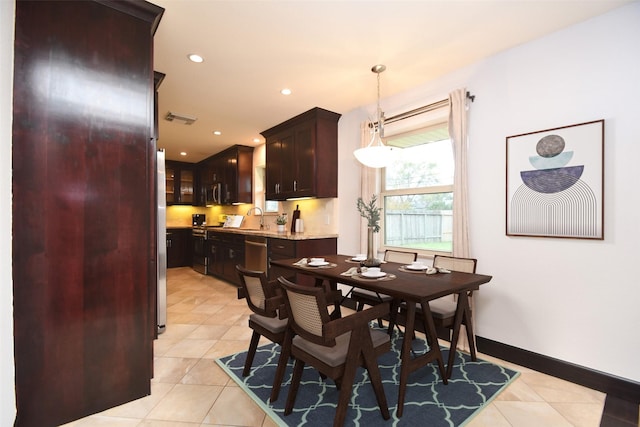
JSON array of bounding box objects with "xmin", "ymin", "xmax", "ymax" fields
[
  {"xmin": 397, "ymin": 301, "xmax": 415, "ymax": 417},
  {"xmin": 445, "ymin": 291, "xmax": 473, "ymax": 380},
  {"xmin": 420, "ymin": 300, "xmax": 448, "ymax": 383}
]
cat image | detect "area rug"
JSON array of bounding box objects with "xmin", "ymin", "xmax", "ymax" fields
[{"xmin": 215, "ymin": 330, "xmax": 519, "ymax": 426}]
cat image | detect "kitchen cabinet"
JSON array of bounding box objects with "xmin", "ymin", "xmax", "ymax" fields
[
  {"xmin": 197, "ymin": 145, "xmax": 253, "ymax": 206},
  {"xmin": 208, "ymin": 232, "xmax": 245, "ymax": 285},
  {"xmin": 262, "ymin": 107, "xmax": 341, "ymax": 201},
  {"xmin": 12, "ymin": 1, "xmax": 163, "ymax": 425},
  {"xmin": 268, "ymin": 237, "xmax": 337, "ymax": 286},
  {"xmin": 166, "ymin": 228, "xmax": 192, "ymax": 268},
  {"xmin": 166, "ymin": 160, "xmax": 195, "ymax": 205}
]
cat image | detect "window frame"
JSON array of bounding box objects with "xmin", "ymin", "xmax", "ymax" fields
[{"xmin": 379, "ymin": 122, "xmax": 454, "ymax": 257}]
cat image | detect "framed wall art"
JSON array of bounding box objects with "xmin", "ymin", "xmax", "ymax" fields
[{"xmin": 506, "ymin": 119, "xmax": 604, "ymax": 239}]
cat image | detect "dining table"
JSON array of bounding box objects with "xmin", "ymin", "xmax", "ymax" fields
[{"xmin": 270, "ymin": 254, "xmax": 493, "ymax": 417}]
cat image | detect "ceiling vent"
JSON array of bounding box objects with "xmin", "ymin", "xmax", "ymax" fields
[{"xmin": 165, "ymin": 111, "xmax": 197, "ymax": 125}]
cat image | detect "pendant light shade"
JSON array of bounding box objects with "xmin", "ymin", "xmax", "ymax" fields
[{"xmin": 354, "ymin": 64, "xmax": 398, "ymax": 168}]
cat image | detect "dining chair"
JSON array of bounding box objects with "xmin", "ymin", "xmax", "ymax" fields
[
  {"xmin": 273, "ymin": 276, "xmax": 392, "ymax": 427},
  {"xmin": 351, "ymin": 249, "xmax": 417, "ymax": 331},
  {"xmin": 236, "ymin": 265, "xmax": 288, "ymax": 377},
  {"xmin": 399, "ymin": 255, "xmax": 478, "ymax": 377}
]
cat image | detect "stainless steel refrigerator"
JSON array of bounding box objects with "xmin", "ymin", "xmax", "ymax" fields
[{"xmin": 157, "ymin": 149, "xmax": 167, "ymax": 334}]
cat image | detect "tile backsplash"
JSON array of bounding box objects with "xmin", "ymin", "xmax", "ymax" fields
[{"xmin": 166, "ymin": 198, "xmax": 338, "ymax": 235}]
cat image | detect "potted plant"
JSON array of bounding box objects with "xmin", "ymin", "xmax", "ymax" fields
[
  {"xmin": 357, "ymin": 195, "xmax": 382, "ymax": 267},
  {"xmin": 275, "ymin": 213, "xmax": 287, "ymax": 233}
]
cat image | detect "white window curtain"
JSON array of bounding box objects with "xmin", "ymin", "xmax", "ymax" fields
[
  {"xmin": 449, "ymin": 88, "xmax": 470, "ymax": 258},
  {"xmin": 448, "ymin": 87, "xmax": 474, "ymax": 352}
]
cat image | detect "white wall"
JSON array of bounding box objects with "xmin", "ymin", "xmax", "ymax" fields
[
  {"xmin": 337, "ymin": 2, "xmax": 640, "ymax": 382},
  {"xmin": 1, "ymin": 0, "xmax": 16, "ymax": 424}
]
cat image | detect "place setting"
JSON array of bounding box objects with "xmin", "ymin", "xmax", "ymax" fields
[
  {"xmin": 351, "ymin": 266, "xmax": 396, "ymax": 281},
  {"xmin": 293, "ymin": 257, "xmax": 337, "ymax": 269},
  {"xmin": 398, "ymin": 260, "xmax": 451, "ymax": 275},
  {"xmin": 346, "ymin": 253, "xmax": 367, "ymax": 263}
]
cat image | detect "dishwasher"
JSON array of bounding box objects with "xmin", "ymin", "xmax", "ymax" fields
[{"xmin": 245, "ymin": 235, "xmax": 268, "ymax": 273}]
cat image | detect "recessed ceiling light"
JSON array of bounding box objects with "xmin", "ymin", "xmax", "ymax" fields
[
  {"xmin": 180, "ymin": 152, "xmax": 187, "ymax": 156},
  {"xmin": 213, "ymin": 131, "xmax": 222, "ymax": 136},
  {"xmin": 253, "ymin": 138, "xmax": 261, "ymax": 143},
  {"xmin": 187, "ymin": 54, "xmax": 204, "ymax": 63},
  {"xmin": 280, "ymin": 88, "xmax": 292, "ymax": 95}
]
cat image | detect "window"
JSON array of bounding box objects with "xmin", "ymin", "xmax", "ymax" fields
[
  {"xmin": 381, "ymin": 123, "xmax": 454, "ymax": 254},
  {"xmin": 254, "ymin": 166, "xmax": 279, "ymax": 213}
]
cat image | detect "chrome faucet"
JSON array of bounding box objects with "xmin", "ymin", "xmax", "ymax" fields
[{"xmin": 246, "ymin": 206, "xmax": 264, "ymax": 229}]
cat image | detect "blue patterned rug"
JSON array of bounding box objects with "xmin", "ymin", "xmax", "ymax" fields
[{"xmin": 215, "ymin": 330, "xmax": 519, "ymax": 426}]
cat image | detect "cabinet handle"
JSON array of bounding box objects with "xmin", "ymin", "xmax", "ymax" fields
[{"xmin": 293, "ymin": 180, "xmax": 296, "ymax": 191}]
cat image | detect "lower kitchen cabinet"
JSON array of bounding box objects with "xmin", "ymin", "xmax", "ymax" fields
[
  {"xmin": 268, "ymin": 237, "xmax": 337, "ymax": 286},
  {"xmin": 208, "ymin": 232, "xmax": 245, "ymax": 286},
  {"xmin": 166, "ymin": 228, "xmax": 192, "ymax": 268}
]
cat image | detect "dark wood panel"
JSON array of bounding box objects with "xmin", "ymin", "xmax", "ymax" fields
[{"xmin": 12, "ymin": 1, "xmax": 163, "ymax": 425}]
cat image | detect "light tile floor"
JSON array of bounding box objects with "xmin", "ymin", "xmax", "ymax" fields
[{"xmin": 63, "ymin": 267, "xmax": 606, "ymax": 427}]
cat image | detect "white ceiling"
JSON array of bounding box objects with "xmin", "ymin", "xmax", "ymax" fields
[{"xmin": 152, "ymin": 0, "xmax": 631, "ymax": 162}]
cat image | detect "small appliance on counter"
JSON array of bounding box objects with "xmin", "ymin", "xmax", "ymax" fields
[
  {"xmin": 223, "ymin": 214, "xmax": 244, "ymax": 228},
  {"xmin": 192, "ymin": 214, "xmax": 206, "ymax": 226}
]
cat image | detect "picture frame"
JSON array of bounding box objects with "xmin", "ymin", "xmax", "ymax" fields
[{"xmin": 505, "ymin": 119, "xmax": 604, "ymax": 239}]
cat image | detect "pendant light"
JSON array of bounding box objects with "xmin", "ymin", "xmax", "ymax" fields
[{"xmin": 353, "ymin": 64, "xmax": 398, "ymax": 168}]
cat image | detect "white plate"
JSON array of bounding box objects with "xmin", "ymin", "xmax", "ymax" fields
[
  {"xmin": 361, "ymin": 271, "xmax": 386, "ymax": 278},
  {"xmin": 351, "ymin": 256, "xmax": 366, "ymax": 261},
  {"xmin": 308, "ymin": 261, "xmax": 329, "ymax": 267},
  {"xmin": 405, "ymin": 264, "xmax": 427, "ymax": 271}
]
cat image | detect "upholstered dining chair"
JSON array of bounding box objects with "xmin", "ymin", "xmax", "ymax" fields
[
  {"xmin": 399, "ymin": 255, "xmax": 478, "ymax": 377},
  {"xmin": 273, "ymin": 276, "xmax": 392, "ymax": 427},
  {"xmin": 236, "ymin": 265, "xmax": 288, "ymax": 377},
  {"xmin": 351, "ymin": 249, "xmax": 417, "ymax": 331}
]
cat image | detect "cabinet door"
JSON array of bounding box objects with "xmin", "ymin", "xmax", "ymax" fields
[
  {"xmin": 208, "ymin": 238, "xmax": 224, "ymax": 277},
  {"xmin": 179, "ymin": 168, "xmax": 194, "ymax": 204},
  {"xmin": 222, "ymin": 151, "xmax": 237, "ymax": 204},
  {"xmin": 12, "ymin": 1, "xmax": 162, "ymax": 425},
  {"xmin": 167, "ymin": 229, "xmax": 190, "ymax": 268},
  {"xmin": 166, "ymin": 161, "xmax": 195, "ymax": 205},
  {"xmin": 293, "ymin": 121, "xmax": 315, "ymax": 196},
  {"xmin": 265, "ymin": 139, "xmax": 284, "ymax": 199},
  {"xmin": 166, "ymin": 164, "xmax": 176, "ymax": 204},
  {"xmin": 223, "ymin": 245, "xmax": 244, "ymax": 285}
]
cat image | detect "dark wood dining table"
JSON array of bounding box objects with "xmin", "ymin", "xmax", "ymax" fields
[{"xmin": 270, "ymin": 254, "xmax": 493, "ymax": 417}]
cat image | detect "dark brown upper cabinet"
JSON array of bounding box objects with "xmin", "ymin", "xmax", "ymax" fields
[
  {"xmin": 261, "ymin": 107, "xmax": 341, "ymax": 201},
  {"xmin": 197, "ymin": 145, "xmax": 254, "ymax": 206},
  {"xmin": 166, "ymin": 160, "xmax": 195, "ymax": 205}
]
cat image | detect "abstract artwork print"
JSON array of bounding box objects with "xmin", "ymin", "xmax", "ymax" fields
[{"xmin": 506, "ymin": 120, "xmax": 604, "ymax": 239}]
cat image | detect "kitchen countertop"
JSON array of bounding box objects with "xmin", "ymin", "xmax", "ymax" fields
[{"xmin": 206, "ymin": 226, "xmax": 337, "ymax": 240}]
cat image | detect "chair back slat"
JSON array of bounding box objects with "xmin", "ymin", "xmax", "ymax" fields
[
  {"xmin": 236, "ymin": 265, "xmax": 277, "ymax": 318},
  {"xmin": 285, "ymin": 290, "xmax": 324, "ymax": 336},
  {"xmin": 384, "ymin": 250, "xmax": 417, "ymax": 264},
  {"xmin": 278, "ymin": 276, "xmax": 334, "ymax": 346},
  {"xmin": 245, "ymin": 275, "xmax": 266, "ymax": 310},
  {"xmin": 433, "ymin": 255, "xmax": 477, "ymax": 273}
]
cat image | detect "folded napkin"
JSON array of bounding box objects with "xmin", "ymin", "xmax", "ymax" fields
[
  {"xmin": 340, "ymin": 267, "xmax": 359, "ymax": 276},
  {"xmin": 293, "ymin": 258, "xmax": 308, "ymax": 266}
]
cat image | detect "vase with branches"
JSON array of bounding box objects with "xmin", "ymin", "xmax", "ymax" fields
[{"xmin": 357, "ymin": 195, "xmax": 382, "ymax": 267}]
